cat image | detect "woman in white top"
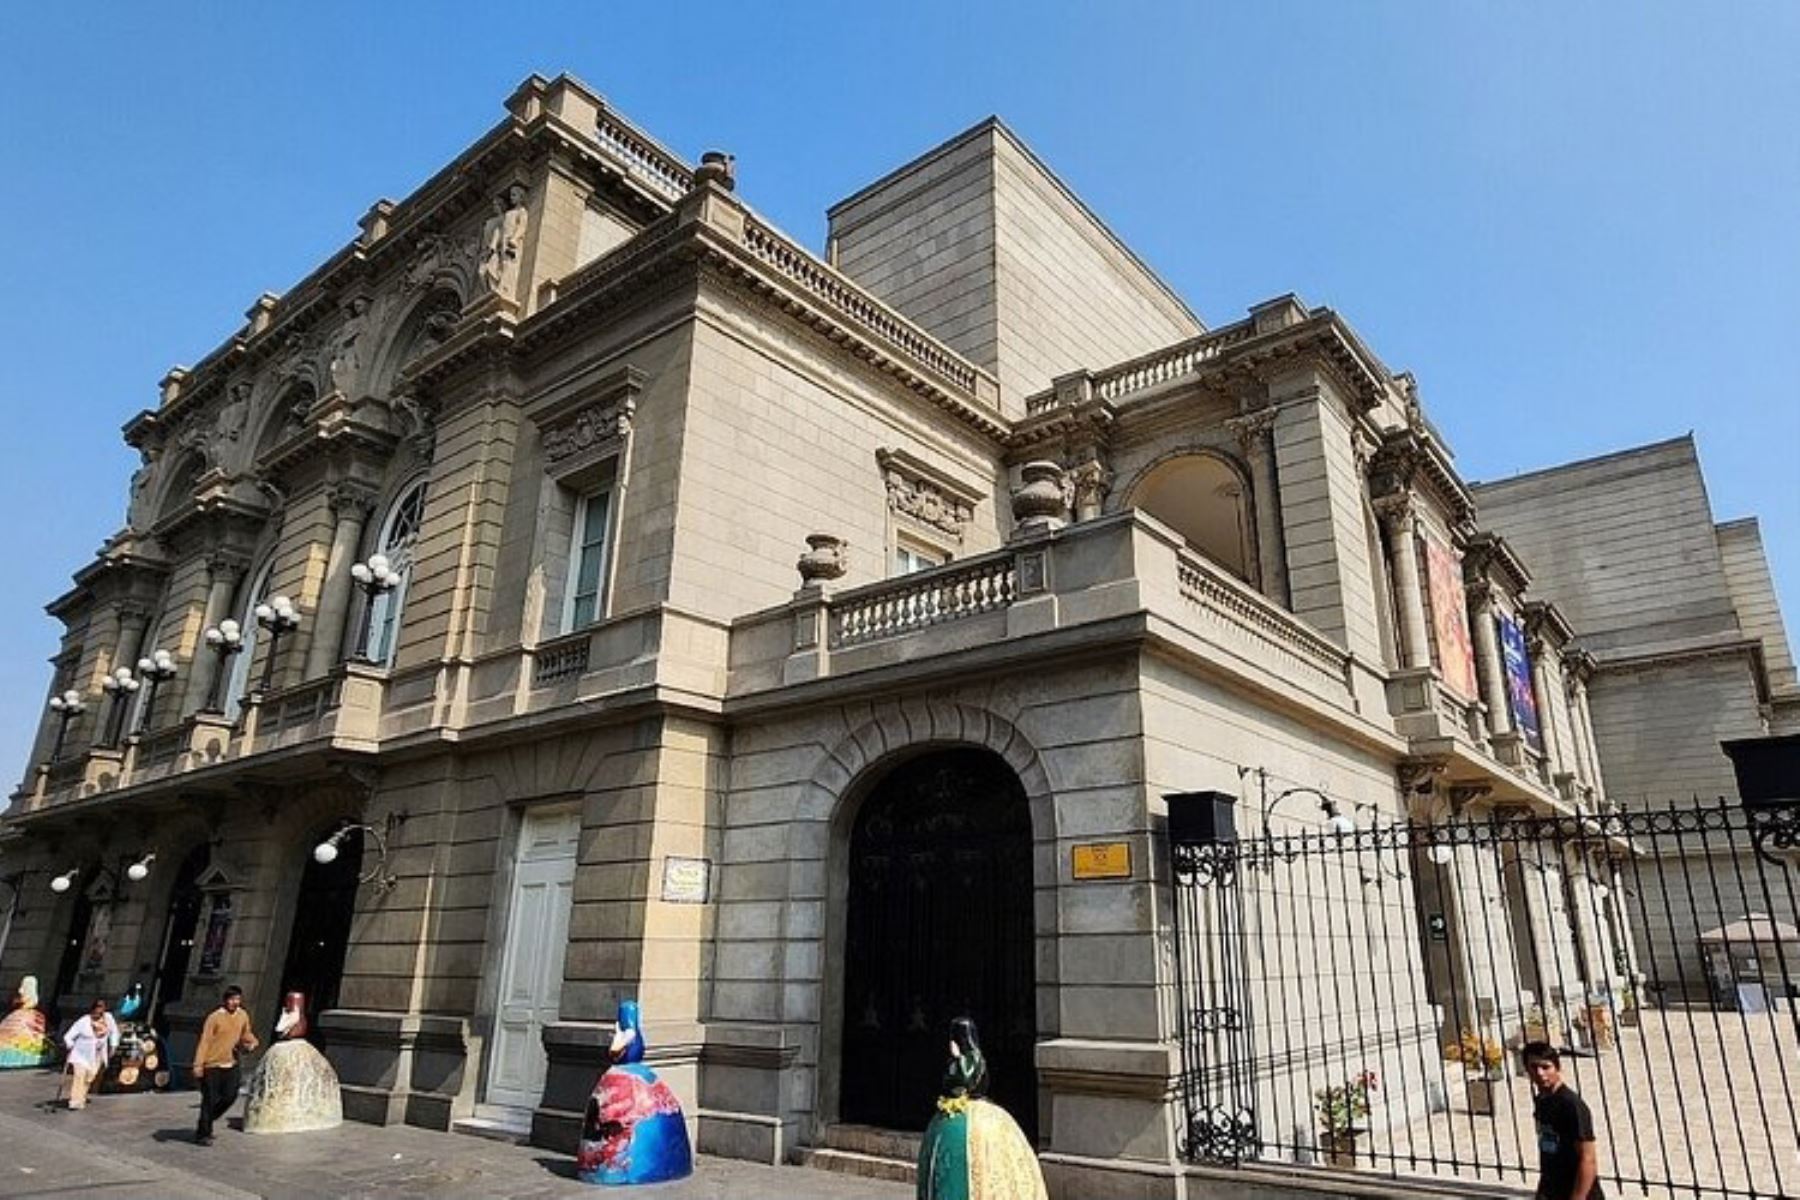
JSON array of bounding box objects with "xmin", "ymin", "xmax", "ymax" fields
[{"xmin": 62, "ymin": 998, "xmax": 119, "ymax": 1110}]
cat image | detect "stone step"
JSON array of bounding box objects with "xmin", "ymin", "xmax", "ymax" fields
[
  {"xmin": 792, "ymin": 1146, "xmax": 918, "ymax": 1185},
  {"xmin": 450, "ymin": 1115, "xmax": 532, "ymax": 1145},
  {"xmin": 817, "ymin": 1122, "xmax": 924, "ymax": 1162}
]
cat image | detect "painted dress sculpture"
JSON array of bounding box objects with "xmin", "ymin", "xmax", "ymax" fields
[
  {"xmin": 244, "ymin": 992, "xmax": 343, "ymax": 1134},
  {"xmin": 917, "ymin": 1017, "xmax": 1047, "ymax": 1200},
  {"xmin": 0, "ymin": 976, "xmax": 54, "ymax": 1069},
  {"xmin": 577, "ymin": 1000, "xmax": 693, "ymax": 1185}
]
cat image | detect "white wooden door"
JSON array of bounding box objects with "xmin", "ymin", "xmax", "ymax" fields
[{"xmin": 486, "ymin": 807, "xmax": 580, "ymax": 1111}]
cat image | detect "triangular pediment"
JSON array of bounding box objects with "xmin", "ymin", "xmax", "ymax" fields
[{"xmin": 194, "ymin": 858, "xmax": 246, "ymax": 892}]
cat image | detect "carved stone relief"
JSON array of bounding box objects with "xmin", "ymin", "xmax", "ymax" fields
[{"xmin": 876, "ymin": 448, "xmax": 978, "ymax": 543}]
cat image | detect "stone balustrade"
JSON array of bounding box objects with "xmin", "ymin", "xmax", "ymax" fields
[
  {"xmin": 831, "ymin": 556, "xmax": 1017, "ymax": 648},
  {"xmin": 593, "ymin": 111, "xmax": 692, "ymax": 203},
  {"xmin": 1024, "ymin": 323, "xmax": 1259, "ymax": 413}
]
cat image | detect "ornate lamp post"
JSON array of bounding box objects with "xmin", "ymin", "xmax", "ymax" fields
[
  {"xmin": 46, "ymin": 689, "xmax": 86, "ymax": 762},
  {"xmin": 349, "ymin": 553, "xmax": 402, "ymax": 662},
  {"xmin": 134, "ymin": 648, "xmax": 178, "ymax": 733},
  {"xmin": 253, "ymin": 595, "xmax": 302, "ymax": 692},
  {"xmin": 99, "ymin": 666, "xmax": 141, "ymax": 746},
  {"xmin": 201, "ymin": 619, "xmax": 245, "ymax": 712}
]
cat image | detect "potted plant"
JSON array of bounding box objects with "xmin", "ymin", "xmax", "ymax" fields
[
  {"xmin": 1444, "ymin": 1030, "xmax": 1506, "ymax": 1115},
  {"xmin": 1314, "ymin": 1070, "xmax": 1378, "ymax": 1167},
  {"xmin": 1512, "ymin": 1003, "xmax": 1554, "ymax": 1076},
  {"xmin": 1617, "ymin": 983, "xmax": 1640, "ymax": 1029}
]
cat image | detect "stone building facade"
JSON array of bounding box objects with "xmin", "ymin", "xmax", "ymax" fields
[
  {"xmin": 1475, "ymin": 437, "xmax": 1800, "ymax": 993},
  {"xmin": 0, "ymin": 74, "xmax": 1700, "ymax": 1195}
]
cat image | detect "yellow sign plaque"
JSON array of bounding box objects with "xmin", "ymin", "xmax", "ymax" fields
[{"xmin": 1071, "ymin": 841, "xmax": 1132, "ymax": 881}]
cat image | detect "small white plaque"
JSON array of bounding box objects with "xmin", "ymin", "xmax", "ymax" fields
[{"xmin": 662, "ymin": 856, "xmax": 712, "ymax": 904}]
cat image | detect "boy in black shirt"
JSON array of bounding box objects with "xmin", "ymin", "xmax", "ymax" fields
[{"xmin": 1523, "ymin": 1041, "xmax": 1604, "ymax": 1200}]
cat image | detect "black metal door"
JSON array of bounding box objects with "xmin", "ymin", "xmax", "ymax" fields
[
  {"xmin": 277, "ymin": 832, "xmax": 361, "ymax": 1046},
  {"xmin": 149, "ymin": 846, "xmax": 208, "ymax": 1035},
  {"xmin": 840, "ymin": 749, "xmax": 1037, "ymax": 1138}
]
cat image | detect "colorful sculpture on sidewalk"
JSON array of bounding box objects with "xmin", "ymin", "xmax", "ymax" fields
[
  {"xmin": 576, "ymin": 1000, "xmax": 693, "ymax": 1185},
  {"xmin": 917, "ymin": 1017, "xmax": 1047, "ymax": 1200},
  {"xmin": 243, "ymin": 991, "xmax": 343, "ymax": 1133},
  {"xmin": 0, "ymin": 975, "xmax": 54, "ymax": 1068}
]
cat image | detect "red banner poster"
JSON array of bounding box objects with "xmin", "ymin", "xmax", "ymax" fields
[{"xmin": 1424, "ymin": 537, "xmax": 1479, "ymax": 700}]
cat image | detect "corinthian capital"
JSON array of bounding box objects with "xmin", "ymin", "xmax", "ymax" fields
[
  {"xmin": 1224, "ymin": 407, "xmax": 1279, "ymax": 451},
  {"xmin": 327, "ymin": 481, "xmax": 380, "ymax": 520},
  {"xmin": 1371, "ymin": 489, "xmax": 1416, "ymax": 533}
]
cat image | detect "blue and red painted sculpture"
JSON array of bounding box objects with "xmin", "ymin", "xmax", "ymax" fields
[{"xmin": 576, "ymin": 1000, "xmax": 693, "ymax": 1186}]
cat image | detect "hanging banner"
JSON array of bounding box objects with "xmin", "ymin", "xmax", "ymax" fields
[
  {"xmin": 1497, "ymin": 612, "xmax": 1543, "ymax": 750},
  {"xmin": 1424, "ymin": 536, "xmax": 1479, "ymax": 700}
]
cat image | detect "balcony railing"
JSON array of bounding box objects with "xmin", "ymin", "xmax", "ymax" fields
[
  {"xmin": 831, "ymin": 557, "xmax": 1017, "ymax": 648},
  {"xmin": 1174, "ymin": 547, "xmax": 1351, "ymax": 702}
]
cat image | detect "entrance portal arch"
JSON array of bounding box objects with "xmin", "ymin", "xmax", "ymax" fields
[
  {"xmin": 837, "ymin": 747, "xmax": 1038, "ymax": 1138},
  {"xmin": 276, "ymin": 825, "xmax": 362, "ymax": 1044}
]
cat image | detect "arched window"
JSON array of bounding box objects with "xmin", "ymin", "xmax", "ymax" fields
[
  {"xmin": 1132, "ymin": 454, "xmax": 1255, "ymax": 583},
  {"xmin": 363, "ymin": 479, "xmax": 427, "ymax": 666},
  {"xmin": 222, "ymin": 559, "xmax": 274, "ymax": 720}
]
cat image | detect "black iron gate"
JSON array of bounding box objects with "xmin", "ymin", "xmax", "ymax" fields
[
  {"xmin": 1167, "ymin": 791, "xmax": 1800, "ymax": 1198},
  {"xmin": 840, "ymin": 749, "xmax": 1037, "ymax": 1137}
]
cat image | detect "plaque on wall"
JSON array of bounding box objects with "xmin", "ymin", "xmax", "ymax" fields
[
  {"xmin": 661, "ymin": 856, "xmax": 711, "ymax": 904},
  {"xmin": 1071, "ymin": 841, "xmax": 1132, "ymax": 881}
]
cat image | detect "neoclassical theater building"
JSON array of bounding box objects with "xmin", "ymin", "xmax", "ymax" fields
[{"xmin": 3, "ymin": 73, "xmax": 1777, "ymax": 1194}]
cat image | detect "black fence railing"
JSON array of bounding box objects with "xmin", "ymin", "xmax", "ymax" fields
[{"xmin": 1167, "ymin": 793, "xmax": 1800, "ymax": 1199}]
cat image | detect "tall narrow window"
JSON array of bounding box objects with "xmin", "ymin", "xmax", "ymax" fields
[
  {"xmin": 364, "ymin": 480, "xmax": 427, "ymax": 666},
  {"xmin": 892, "ymin": 540, "xmax": 949, "ymax": 577},
  {"xmin": 223, "ymin": 560, "xmax": 274, "ymax": 720},
  {"xmin": 563, "ymin": 488, "xmax": 612, "ymax": 632}
]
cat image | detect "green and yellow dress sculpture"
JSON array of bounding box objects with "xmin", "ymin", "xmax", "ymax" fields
[{"xmin": 916, "ymin": 1018, "xmax": 1047, "ymax": 1200}]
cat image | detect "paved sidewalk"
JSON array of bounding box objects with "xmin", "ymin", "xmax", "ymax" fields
[{"xmin": 0, "ymin": 1068, "xmax": 908, "ymax": 1199}]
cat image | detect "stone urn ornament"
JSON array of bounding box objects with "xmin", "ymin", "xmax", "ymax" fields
[
  {"xmin": 1010, "ymin": 461, "xmax": 1069, "ymax": 538},
  {"xmin": 797, "ymin": 533, "xmax": 847, "ymax": 586}
]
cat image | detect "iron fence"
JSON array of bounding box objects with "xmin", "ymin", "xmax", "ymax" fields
[{"xmin": 1167, "ymin": 793, "xmax": 1800, "ymax": 1199}]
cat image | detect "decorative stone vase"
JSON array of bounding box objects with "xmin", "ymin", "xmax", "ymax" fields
[
  {"xmin": 1010, "ymin": 461, "xmax": 1068, "ymax": 538},
  {"xmin": 1320, "ymin": 1130, "xmax": 1361, "ymax": 1168},
  {"xmin": 796, "ymin": 534, "xmax": 847, "ymax": 585}
]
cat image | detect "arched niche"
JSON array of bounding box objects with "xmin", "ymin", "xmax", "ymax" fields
[
  {"xmin": 154, "ymin": 451, "xmax": 209, "ymax": 524},
  {"xmin": 1130, "ymin": 452, "xmax": 1256, "ymax": 583},
  {"xmin": 366, "ymin": 285, "xmax": 462, "ymax": 401}
]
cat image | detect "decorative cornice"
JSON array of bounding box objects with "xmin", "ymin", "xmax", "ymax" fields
[
  {"xmin": 1462, "ymin": 530, "xmax": 1532, "ymax": 596},
  {"xmin": 1368, "ymin": 427, "xmax": 1475, "ymax": 528}
]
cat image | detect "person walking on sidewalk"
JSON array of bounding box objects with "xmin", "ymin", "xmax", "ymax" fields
[
  {"xmin": 61, "ymin": 998, "xmax": 119, "ymax": 1110},
  {"xmin": 193, "ymin": 985, "xmax": 258, "ymax": 1145},
  {"xmin": 1523, "ymin": 1041, "xmax": 1605, "ymax": 1200}
]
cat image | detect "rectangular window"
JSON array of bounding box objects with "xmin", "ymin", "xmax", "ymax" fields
[
  {"xmin": 892, "ymin": 541, "xmax": 950, "ymax": 577},
  {"xmin": 564, "ymin": 488, "xmax": 613, "ymax": 631}
]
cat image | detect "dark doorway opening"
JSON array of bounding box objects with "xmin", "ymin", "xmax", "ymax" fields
[
  {"xmin": 839, "ymin": 748, "xmax": 1038, "ymax": 1139},
  {"xmin": 276, "ymin": 830, "xmax": 361, "ymax": 1047},
  {"xmin": 148, "ymin": 846, "xmax": 208, "ymax": 1036},
  {"xmin": 50, "ymin": 886, "xmax": 94, "ymax": 1018}
]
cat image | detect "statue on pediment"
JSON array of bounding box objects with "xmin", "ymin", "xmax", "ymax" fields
[{"xmin": 327, "ymin": 296, "xmax": 371, "ymax": 399}]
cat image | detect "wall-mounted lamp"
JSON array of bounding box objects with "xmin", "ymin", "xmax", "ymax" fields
[
  {"xmin": 48, "ymin": 868, "xmax": 79, "ymax": 894},
  {"xmin": 1241, "ymin": 766, "xmax": 1357, "ymax": 839},
  {"xmin": 201, "ymin": 619, "xmax": 245, "ymax": 712},
  {"xmin": 311, "ymin": 812, "xmax": 406, "ymax": 894},
  {"xmin": 100, "ymin": 666, "xmax": 141, "ymax": 746},
  {"xmin": 1427, "ymin": 842, "xmax": 1456, "ymax": 866},
  {"xmin": 349, "ymin": 554, "xmax": 402, "ymax": 662},
  {"xmin": 125, "ymin": 852, "xmax": 157, "ymax": 883},
  {"xmin": 134, "ymin": 650, "xmax": 178, "ymax": 733}
]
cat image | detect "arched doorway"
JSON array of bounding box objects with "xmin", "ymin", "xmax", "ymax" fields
[
  {"xmin": 148, "ymin": 846, "xmax": 209, "ymax": 1035},
  {"xmin": 839, "ymin": 748, "xmax": 1038, "ymax": 1138},
  {"xmin": 276, "ymin": 830, "xmax": 361, "ymax": 1045},
  {"xmin": 50, "ymin": 886, "xmax": 94, "ymax": 1015}
]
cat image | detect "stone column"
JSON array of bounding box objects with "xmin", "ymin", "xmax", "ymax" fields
[
  {"xmin": 183, "ymin": 553, "xmax": 248, "ymax": 715},
  {"xmin": 1227, "ymin": 408, "xmax": 1289, "ymax": 606},
  {"xmin": 113, "ymin": 604, "xmax": 152, "ymax": 681},
  {"xmin": 1571, "ymin": 678, "xmax": 1604, "ymax": 796},
  {"xmin": 1468, "ymin": 583, "xmax": 1512, "ymax": 738},
  {"xmin": 1375, "ymin": 491, "xmax": 1431, "ymax": 670},
  {"xmin": 305, "ymin": 483, "xmax": 378, "ymax": 678},
  {"xmin": 1528, "ymin": 636, "xmax": 1567, "ymax": 784}
]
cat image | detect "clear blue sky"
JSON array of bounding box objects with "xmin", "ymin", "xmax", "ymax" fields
[{"xmin": 1, "ymin": 2, "xmax": 1796, "ymax": 779}]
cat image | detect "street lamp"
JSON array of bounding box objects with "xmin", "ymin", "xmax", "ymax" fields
[
  {"xmin": 46, "ymin": 689, "xmax": 86, "ymax": 761},
  {"xmin": 349, "ymin": 553, "xmax": 402, "ymax": 662},
  {"xmin": 253, "ymin": 595, "xmax": 302, "ymax": 692},
  {"xmin": 134, "ymin": 649, "xmax": 178, "ymax": 733},
  {"xmin": 312, "ymin": 812, "xmax": 405, "ymax": 894},
  {"xmin": 100, "ymin": 665, "xmax": 141, "ymax": 746},
  {"xmin": 201, "ymin": 619, "xmax": 245, "ymax": 712}
]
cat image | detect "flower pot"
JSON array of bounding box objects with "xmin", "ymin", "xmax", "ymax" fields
[
  {"xmin": 1320, "ymin": 1131, "xmax": 1361, "ymax": 1168},
  {"xmin": 1618, "ymin": 1005, "xmax": 1640, "ymax": 1029},
  {"xmin": 1466, "ymin": 1077, "xmax": 1498, "ymax": 1116},
  {"xmin": 1586, "ymin": 1005, "xmax": 1616, "ymax": 1051}
]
